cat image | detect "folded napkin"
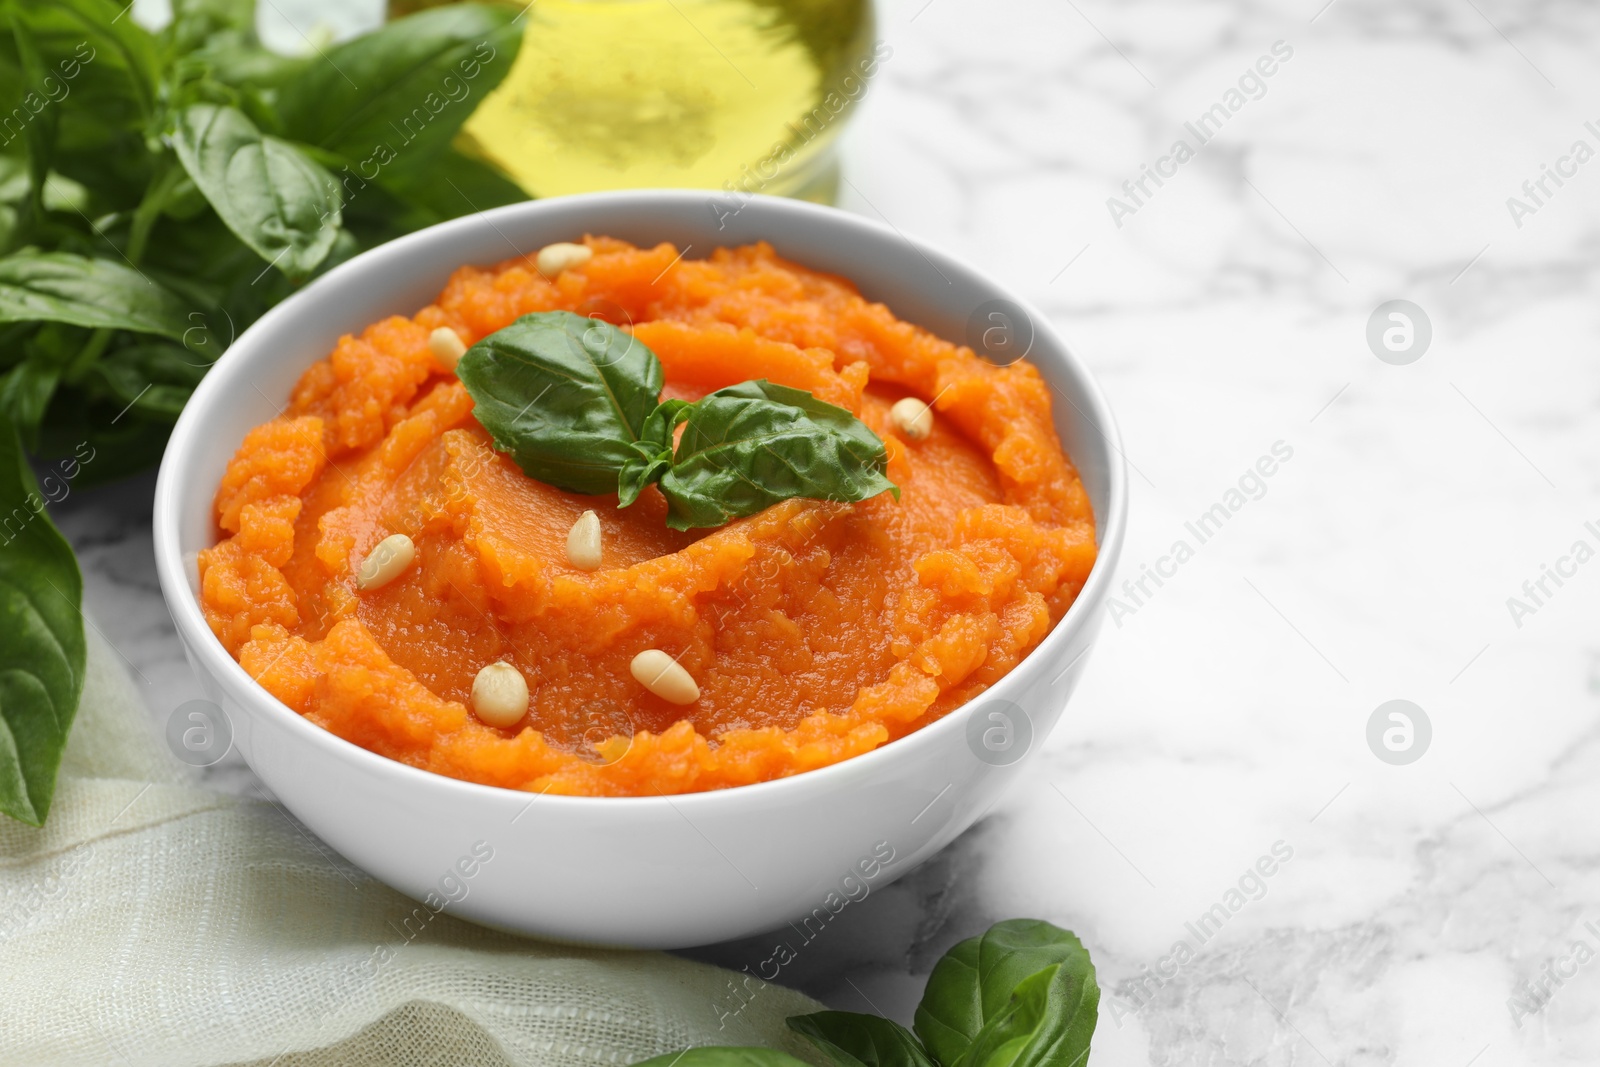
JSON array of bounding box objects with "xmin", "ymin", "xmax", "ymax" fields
[{"xmin": 0, "ymin": 630, "xmax": 823, "ymax": 1066}]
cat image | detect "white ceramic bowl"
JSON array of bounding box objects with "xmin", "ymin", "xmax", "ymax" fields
[{"xmin": 153, "ymin": 191, "xmax": 1127, "ymax": 949}]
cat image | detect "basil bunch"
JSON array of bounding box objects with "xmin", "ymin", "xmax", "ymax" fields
[
  {"xmin": 640, "ymin": 920, "xmax": 1100, "ymax": 1067},
  {"xmin": 0, "ymin": 0, "xmax": 527, "ymax": 826},
  {"xmin": 456, "ymin": 312, "xmax": 898, "ymax": 530}
]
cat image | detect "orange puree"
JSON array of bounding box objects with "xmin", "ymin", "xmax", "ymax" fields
[{"xmin": 200, "ymin": 238, "xmax": 1097, "ymax": 796}]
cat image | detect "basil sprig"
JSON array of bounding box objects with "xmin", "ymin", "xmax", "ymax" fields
[
  {"xmin": 912, "ymin": 920, "xmax": 1099, "ymax": 1067},
  {"xmin": 169, "ymin": 102, "xmax": 345, "ymax": 277},
  {"xmin": 457, "ymin": 312, "xmax": 897, "ymax": 530},
  {"xmin": 634, "ymin": 919, "xmax": 1099, "ymax": 1067}
]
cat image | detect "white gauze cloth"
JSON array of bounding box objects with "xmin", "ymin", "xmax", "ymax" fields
[{"xmin": 0, "ymin": 630, "xmax": 822, "ymax": 1066}]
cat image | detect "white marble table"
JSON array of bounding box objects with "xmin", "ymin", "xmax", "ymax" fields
[{"xmin": 75, "ymin": 0, "xmax": 1600, "ymax": 1063}]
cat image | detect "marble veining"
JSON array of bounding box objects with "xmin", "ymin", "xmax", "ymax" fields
[{"xmin": 71, "ymin": 0, "xmax": 1600, "ymax": 1063}]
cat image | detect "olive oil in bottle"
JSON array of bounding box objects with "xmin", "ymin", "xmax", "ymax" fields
[{"xmin": 453, "ymin": 0, "xmax": 877, "ymax": 202}]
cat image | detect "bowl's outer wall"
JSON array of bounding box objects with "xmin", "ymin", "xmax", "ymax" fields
[{"xmin": 154, "ymin": 192, "xmax": 1126, "ymax": 948}]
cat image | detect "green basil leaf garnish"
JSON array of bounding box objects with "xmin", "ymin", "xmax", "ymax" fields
[
  {"xmin": 457, "ymin": 311, "xmax": 664, "ymax": 497},
  {"xmin": 658, "ymin": 379, "xmax": 896, "ymax": 530},
  {"xmin": 913, "ymin": 919, "xmax": 1099, "ymax": 1067},
  {"xmin": 169, "ymin": 103, "xmax": 343, "ymax": 278},
  {"xmin": 457, "ymin": 312, "xmax": 896, "ymax": 529},
  {"xmin": 0, "ymin": 412, "xmax": 85, "ymax": 827},
  {"xmin": 0, "ymin": 252, "xmax": 192, "ymax": 340},
  {"xmin": 788, "ymin": 1011, "xmax": 938, "ymax": 1067}
]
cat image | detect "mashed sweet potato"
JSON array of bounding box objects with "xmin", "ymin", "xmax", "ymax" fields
[{"xmin": 200, "ymin": 238, "xmax": 1096, "ymax": 796}]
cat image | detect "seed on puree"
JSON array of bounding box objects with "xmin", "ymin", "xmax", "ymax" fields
[{"xmin": 199, "ymin": 237, "xmax": 1097, "ymax": 796}]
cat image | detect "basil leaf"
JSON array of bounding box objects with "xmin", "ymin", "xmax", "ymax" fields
[
  {"xmin": 274, "ymin": 5, "xmax": 521, "ymax": 170},
  {"xmin": 0, "ymin": 411, "xmax": 85, "ymax": 827},
  {"xmin": 0, "ymin": 252, "xmax": 192, "ymax": 339},
  {"xmin": 657, "ymin": 380, "xmax": 896, "ymax": 531},
  {"xmin": 913, "ymin": 920, "xmax": 1098, "ymax": 1067},
  {"xmin": 456, "ymin": 311, "xmax": 663, "ymax": 496},
  {"xmin": 789, "ymin": 1012, "xmax": 938, "ymax": 1067},
  {"xmin": 632, "ymin": 1049, "xmax": 814, "ymax": 1067},
  {"xmin": 169, "ymin": 103, "xmax": 343, "ymax": 278}
]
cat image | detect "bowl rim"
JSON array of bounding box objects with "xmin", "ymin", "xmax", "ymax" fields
[{"xmin": 153, "ymin": 189, "xmax": 1128, "ymax": 813}]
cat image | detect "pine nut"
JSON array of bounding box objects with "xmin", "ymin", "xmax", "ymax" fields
[
  {"xmin": 471, "ymin": 662, "xmax": 529, "ymax": 728},
  {"xmin": 566, "ymin": 509, "xmax": 603, "ymax": 570},
  {"xmin": 355, "ymin": 533, "xmax": 415, "ymax": 591},
  {"xmin": 890, "ymin": 397, "xmax": 934, "ymax": 441},
  {"xmin": 428, "ymin": 326, "xmax": 467, "ymax": 371},
  {"xmin": 537, "ymin": 242, "xmax": 593, "ymax": 278},
  {"xmin": 630, "ymin": 649, "xmax": 700, "ymax": 705}
]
